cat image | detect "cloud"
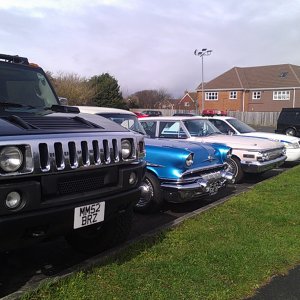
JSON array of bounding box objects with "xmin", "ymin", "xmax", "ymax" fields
[
  {"xmin": 1, "ymin": 0, "xmax": 300, "ymax": 98},
  {"xmin": 0, "ymin": 0, "xmax": 138, "ymax": 14}
]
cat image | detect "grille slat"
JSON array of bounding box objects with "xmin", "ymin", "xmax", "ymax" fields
[
  {"xmin": 112, "ymin": 139, "xmax": 119, "ymax": 162},
  {"xmin": 68, "ymin": 141, "xmax": 78, "ymax": 168}
]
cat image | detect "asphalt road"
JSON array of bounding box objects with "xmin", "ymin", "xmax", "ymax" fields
[{"xmin": 0, "ymin": 166, "xmax": 290, "ymax": 300}]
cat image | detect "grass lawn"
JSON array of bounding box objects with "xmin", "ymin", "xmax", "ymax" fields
[{"xmin": 22, "ymin": 165, "xmax": 300, "ymax": 300}]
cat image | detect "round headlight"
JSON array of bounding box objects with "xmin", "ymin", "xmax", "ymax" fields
[
  {"xmin": 0, "ymin": 146, "xmax": 23, "ymax": 172},
  {"xmin": 186, "ymin": 153, "xmax": 194, "ymax": 167},
  {"xmin": 121, "ymin": 139, "xmax": 132, "ymax": 159}
]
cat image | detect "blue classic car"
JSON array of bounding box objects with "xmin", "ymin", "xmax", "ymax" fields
[{"xmin": 76, "ymin": 106, "xmax": 234, "ymax": 213}]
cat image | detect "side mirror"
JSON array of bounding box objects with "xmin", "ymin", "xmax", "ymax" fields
[{"xmin": 58, "ymin": 97, "xmax": 68, "ymax": 106}]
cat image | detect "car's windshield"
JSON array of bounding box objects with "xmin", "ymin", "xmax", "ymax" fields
[
  {"xmin": 183, "ymin": 119, "xmax": 222, "ymax": 136},
  {"xmin": 99, "ymin": 113, "xmax": 146, "ymax": 135},
  {"xmin": 0, "ymin": 63, "xmax": 58, "ymax": 112},
  {"xmin": 227, "ymin": 118, "xmax": 255, "ymax": 133}
]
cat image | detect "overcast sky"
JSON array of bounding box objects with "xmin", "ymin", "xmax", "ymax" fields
[{"xmin": 1, "ymin": 0, "xmax": 299, "ymax": 98}]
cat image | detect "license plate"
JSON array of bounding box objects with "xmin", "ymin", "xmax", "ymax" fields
[
  {"xmin": 209, "ymin": 184, "xmax": 219, "ymax": 195},
  {"xmin": 73, "ymin": 202, "xmax": 105, "ymax": 229}
]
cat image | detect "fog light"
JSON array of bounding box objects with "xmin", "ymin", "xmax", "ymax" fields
[
  {"xmin": 6, "ymin": 191, "xmax": 21, "ymax": 209},
  {"xmin": 129, "ymin": 172, "xmax": 137, "ymax": 185}
]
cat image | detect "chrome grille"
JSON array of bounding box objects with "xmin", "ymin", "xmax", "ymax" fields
[
  {"xmin": 38, "ymin": 137, "xmax": 133, "ymax": 172},
  {"xmin": 264, "ymin": 148, "xmax": 284, "ymax": 161},
  {"xmin": 0, "ymin": 133, "xmax": 140, "ymax": 177},
  {"xmin": 181, "ymin": 164, "xmax": 225, "ymax": 180},
  {"xmin": 201, "ymin": 171, "xmax": 224, "ymax": 181}
]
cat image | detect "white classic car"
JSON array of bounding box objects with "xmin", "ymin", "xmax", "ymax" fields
[
  {"xmin": 140, "ymin": 116, "xmax": 287, "ymax": 183},
  {"xmin": 204, "ymin": 116, "xmax": 300, "ymax": 162}
]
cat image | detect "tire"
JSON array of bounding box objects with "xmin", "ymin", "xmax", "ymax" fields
[
  {"xmin": 285, "ymin": 127, "xmax": 296, "ymax": 136},
  {"xmin": 65, "ymin": 206, "xmax": 133, "ymax": 254},
  {"xmin": 226, "ymin": 156, "xmax": 244, "ymax": 183},
  {"xmin": 134, "ymin": 172, "xmax": 163, "ymax": 213}
]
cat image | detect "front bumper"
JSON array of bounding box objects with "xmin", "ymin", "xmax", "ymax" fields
[
  {"xmin": 0, "ymin": 188, "xmax": 141, "ymax": 251},
  {"xmin": 160, "ymin": 170, "xmax": 234, "ymax": 203},
  {"xmin": 0, "ymin": 161, "xmax": 146, "ymax": 250},
  {"xmin": 285, "ymin": 148, "xmax": 300, "ymax": 162},
  {"xmin": 241, "ymin": 155, "xmax": 286, "ymax": 173}
]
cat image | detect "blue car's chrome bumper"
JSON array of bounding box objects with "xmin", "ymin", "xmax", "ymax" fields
[{"xmin": 160, "ymin": 170, "xmax": 234, "ymax": 203}]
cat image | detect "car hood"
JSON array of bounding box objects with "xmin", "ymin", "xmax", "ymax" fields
[
  {"xmin": 145, "ymin": 138, "xmax": 223, "ymax": 169},
  {"xmin": 145, "ymin": 137, "xmax": 216, "ymax": 153},
  {"xmin": 242, "ymin": 132, "xmax": 300, "ymax": 144},
  {"xmin": 188, "ymin": 134, "xmax": 284, "ymax": 150},
  {"xmin": 0, "ymin": 111, "xmax": 127, "ymax": 136}
]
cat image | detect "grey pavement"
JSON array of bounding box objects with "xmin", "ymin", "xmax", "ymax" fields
[{"xmin": 248, "ymin": 265, "xmax": 300, "ymax": 300}]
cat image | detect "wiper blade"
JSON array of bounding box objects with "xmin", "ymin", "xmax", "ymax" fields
[{"xmin": 0, "ymin": 102, "xmax": 35, "ymax": 109}]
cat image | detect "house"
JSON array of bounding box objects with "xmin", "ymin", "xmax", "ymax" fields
[
  {"xmin": 154, "ymin": 99, "xmax": 176, "ymax": 109},
  {"xmin": 176, "ymin": 91, "xmax": 198, "ymax": 111},
  {"xmin": 196, "ymin": 64, "xmax": 300, "ymax": 112}
]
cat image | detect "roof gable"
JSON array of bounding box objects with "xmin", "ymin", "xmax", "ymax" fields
[
  {"xmin": 178, "ymin": 92, "xmax": 197, "ymax": 104},
  {"xmin": 198, "ymin": 64, "xmax": 300, "ymax": 90}
]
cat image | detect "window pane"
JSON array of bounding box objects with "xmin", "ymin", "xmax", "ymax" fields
[{"xmin": 158, "ymin": 121, "xmax": 187, "ymax": 139}]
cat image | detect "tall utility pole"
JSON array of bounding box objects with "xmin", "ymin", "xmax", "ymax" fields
[{"xmin": 194, "ymin": 48, "xmax": 213, "ymax": 114}]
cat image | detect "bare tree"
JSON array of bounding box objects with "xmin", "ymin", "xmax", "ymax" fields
[
  {"xmin": 131, "ymin": 89, "xmax": 172, "ymax": 108},
  {"xmin": 48, "ymin": 72, "xmax": 95, "ymax": 105}
]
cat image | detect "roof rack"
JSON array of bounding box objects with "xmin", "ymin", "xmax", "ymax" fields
[{"xmin": 0, "ymin": 54, "xmax": 29, "ymax": 65}]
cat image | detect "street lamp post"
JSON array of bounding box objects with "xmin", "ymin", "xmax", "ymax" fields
[{"xmin": 194, "ymin": 48, "xmax": 212, "ymax": 115}]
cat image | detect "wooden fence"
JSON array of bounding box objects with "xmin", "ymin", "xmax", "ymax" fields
[
  {"xmin": 132, "ymin": 109, "xmax": 280, "ymax": 127},
  {"xmin": 227, "ymin": 111, "xmax": 280, "ymax": 127}
]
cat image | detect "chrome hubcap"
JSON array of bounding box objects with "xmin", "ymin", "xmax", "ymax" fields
[
  {"xmin": 136, "ymin": 179, "xmax": 154, "ymax": 208},
  {"xmin": 286, "ymin": 129, "xmax": 295, "ymax": 136},
  {"xmin": 226, "ymin": 159, "xmax": 238, "ymax": 177}
]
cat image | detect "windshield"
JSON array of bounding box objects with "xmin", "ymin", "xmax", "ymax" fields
[
  {"xmin": 99, "ymin": 113, "xmax": 146, "ymax": 135},
  {"xmin": 227, "ymin": 118, "xmax": 255, "ymax": 133},
  {"xmin": 0, "ymin": 63, "xmax": 58, "ymax": 112},
  {"xmin": 183, "ymin": 119, "xmax": 222, "ymax": 137}
]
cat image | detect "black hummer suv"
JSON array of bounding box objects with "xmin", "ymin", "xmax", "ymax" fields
[
  {"xmin": 276, "ymin": 107, "xmax": 300, "ymax": 137},
  {"xmin": 0, "ymin": 54, "xmax": 146, "ymax": 253}
]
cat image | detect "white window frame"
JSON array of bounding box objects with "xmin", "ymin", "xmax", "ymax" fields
[
  {"xmin": 205, "ymin": 92, "xmax": 218, "ymax": 101},
  {"xmin": 252, "ymin": 91, "xmax": 261, "ymax": 100},
  {"xmin": 273, "ymin": 91, "xmax": 290, "ymax": 100},
  {"xmin": 229, "ymin": 91, "xmax": 237, "ymax": 99},
  {"xmin": 184, "ymin": 102, "xmax": 190, "ymax": 107}
]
